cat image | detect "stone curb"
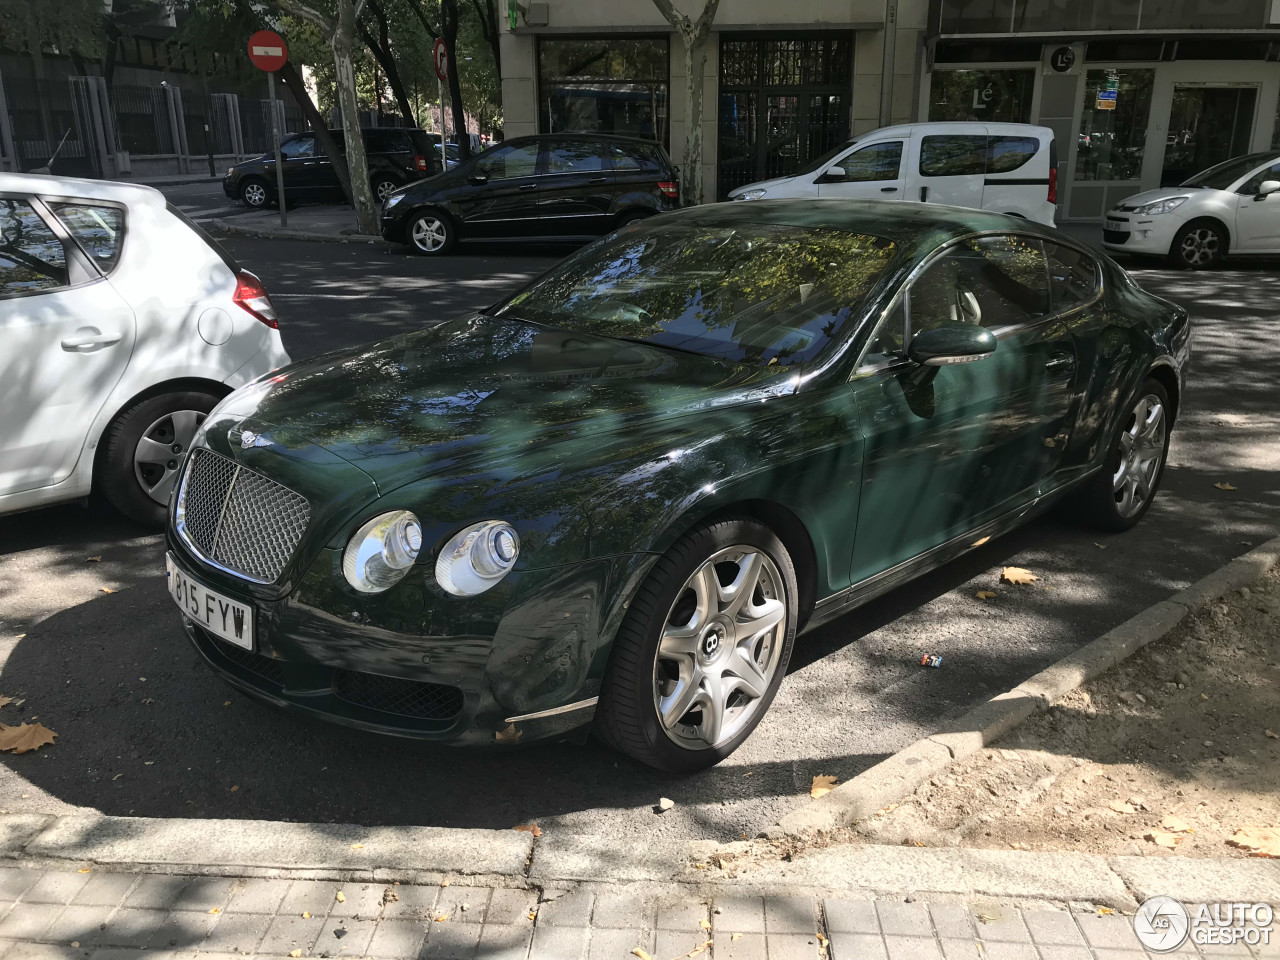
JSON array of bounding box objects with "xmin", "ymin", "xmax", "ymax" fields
[
  {"xmin": 776, "ymin": 534, "xmax": 1280, "ymax": 837},
  {"xmin": 208, "ymin": 217, "xmax": 381, "ymax": 244}
]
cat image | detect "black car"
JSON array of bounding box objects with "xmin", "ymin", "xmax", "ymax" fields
[
  {"xmin": 224, "ymin": 128, "xmax": 443, "ymax": 209},
  {"xmin": 379, "ymin": 134, "xmax": 680, "ymax": 254}
]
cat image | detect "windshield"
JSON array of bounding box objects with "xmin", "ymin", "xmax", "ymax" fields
[
  {"xmin": 795, "ymin": 141, "xmax": 855, "ymax": 177},
  {"xmin": 1182, "ymin": 152, "xmax": 1277, "ymax": 190},
  {"xmin": 494, "ymin": 221, "xmax": 897, "ymax": 368}
]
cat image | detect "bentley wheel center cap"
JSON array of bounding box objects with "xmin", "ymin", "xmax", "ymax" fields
[{"xmin": 701, "ymin": 624, "xmax": 727, "ymax": 659}]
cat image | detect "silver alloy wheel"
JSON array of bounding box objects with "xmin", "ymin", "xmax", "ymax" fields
[
  {"xmin": 1112, "ymin": 394, "xmax": 1166, "ymax": 519},
  {"xmin": 653, "ymin": 546, "xmax": 787, "ymax": 750},
  {"xmin": 1179, "ymin": 227, "xmax": 1220, "ymax": 266},
  {"xmin": 242, "ymin": 182, "xmax": 267, "ymax": 207},
  {"xmin": 376, "ymin": 179, "xmax": 398, "ymax": 201},
  {"xmin": 410, "ymin": 215, "xmax": 448, "ymax": 253},
  {"xmin": 133, "ymin": 409, "xmax": 206, "ymax": 506}
]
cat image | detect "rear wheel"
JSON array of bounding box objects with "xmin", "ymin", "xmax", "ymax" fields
[
  {"xmin": 595, "ymin": 516, "xmax": 797, "ymax": 772},
  {"xmin": 1072, "ymin": 378, "xmax": 1171, "ymax": 531},
  {"xmin": 373, "ymin": 176, "xmax": 400, "ymax": 203},
  {"xmin": 407, "ymin": 210, "xmax": 455, "ymax": 255},
  {"xmin": 239, "ymin": 178, "xmax": 271, "ymax": 210},
  {"xmin": 99, "ymin": 391, "xmax": 220, "ymax": 528},
  {"xmin": 1170, "ymin": 220, "xmax": 1225, "ymax": 269}
]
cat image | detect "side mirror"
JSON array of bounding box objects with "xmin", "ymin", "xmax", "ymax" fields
[
  {"xmin": 467, "ymin": 170, "xmax": 489, "ymax": 185},
  {"xmin": 1256, "ymin": 180, "xmax": 1280, "ymax": 199},
  {"xmin": 908, "ymin": 325, "xmax": 997, "ymax": 367},
  {"xmin": 816, "ymin": 166, "xmax": 846, "ymax": 184}
]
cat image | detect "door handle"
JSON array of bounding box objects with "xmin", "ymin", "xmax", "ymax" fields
[
  {"xmin": 881, "ymin": 186, "xmax": 898, "ymax": 193},
  {"xmin": 61, "ymin": 330, "xmax": 122, "ymax": 350},
  {"xmin": 920, "ymin": 186, "xmax": 929, "ymax": 202},
  {"xmin": 518, "ymin": 183, "xmax": 538, "ymax": 191},
  {"xmin": 1045, "ymin": 354, "xmax": 1074, "ymax": 371},
  {"xmin": 588, "ymin": 176, "xmax": 608, "ymax": 184}
]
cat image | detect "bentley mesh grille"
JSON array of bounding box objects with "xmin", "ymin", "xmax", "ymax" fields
[
  {"xmin": 176, "ymin": 448, "xmax": 310, "ymax": 583},
  {"xmin": 332, "ymin": 670, "xmax": 465, "ymax": 722}
]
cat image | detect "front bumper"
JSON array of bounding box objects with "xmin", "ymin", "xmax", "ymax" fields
[
  {"xmin": 379, "ymin": 206, "xmax": 410, "ymax": 242},
  {"xmin": 167, "ymin": 531, "xmax": 639, "ymax": 748},
  {"xmin": 223, "ymin": 176, "xmax": 237, "ymax": 200},
  {"xmin": 1101, "ymin": 212, "xmax": 1183, "ymax": 255}
]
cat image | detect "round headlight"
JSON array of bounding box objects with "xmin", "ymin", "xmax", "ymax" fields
[
  {"xmin": 734, "ymin": 188, "xmax": 767, "ymax": 201},
  {"xmin": 435, "ymin": 520, "xmax": 520, "ymax": 597},
  {"xmin": 342, "ymin": 510, "xmax": 422, "ymax": 593}
]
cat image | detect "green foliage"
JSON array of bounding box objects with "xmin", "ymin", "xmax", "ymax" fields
[{"xmin": 0, "ymin": 0, "xmax": 127, "ymax": 59}]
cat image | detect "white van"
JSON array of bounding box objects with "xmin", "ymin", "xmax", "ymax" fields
[{"xmin": 728, "ymin": 122, "xmax": 1058, "ymax": 225}]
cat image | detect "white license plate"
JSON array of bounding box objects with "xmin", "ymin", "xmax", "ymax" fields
[
  {"xmin": 1106, "ymin": 220, "xmax": 1128, "ymax": 232},
  {"xmin": 167, "ymin": 553, "xmax": 254, "ymax": 650}
]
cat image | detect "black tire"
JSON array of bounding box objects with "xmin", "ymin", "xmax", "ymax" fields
[
  {"xmin": 1169, "ymin": 219, "xmax": 1226, "ymax": 269},
  {"xmin": 373, "ymin": 176, "xmax": 401, "ymax": 204},
  {"xmin": 239, "ymin": 178, "xmax": 271, "ymax": 210},
  {"xmin": 98, "ymin": 391, "xmax": 220, "ymax": 528},
  {"xmin": 595, "ymin": 516, "xmax": 798, "ymax": 773},
  {"xmin": 406, "ymin": 209, "xmax": 456, "ymax": 255},
  {"xmin": 615, "ymin": 209, "xmax": 650, "ymax": 229},
  {"xmin": 1072, "ymin": 377, "xmax": 1172, "ymax": 532}
]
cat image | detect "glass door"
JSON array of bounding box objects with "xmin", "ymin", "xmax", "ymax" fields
[{"xmin": 1161, "ymin": 85, "xmax": 1258, "ymax": 186}]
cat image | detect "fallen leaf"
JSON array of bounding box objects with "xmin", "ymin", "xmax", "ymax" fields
[
  {"xmin": 1001, "ymin": 567, "xmax": 1038, "ymax": 585},
  {"xmin": 631, "ymin": 950, "xmax": 653, "ymax": 960},
  {"xmin": 223, "ymin": 700, "xmax": 231, "ymax": 707},
  {"xmin": 679, "ymin": 940, "xmax": 713, "ymax": 958},
  {"xmin": 112, "ymin": 773, "xmax": 123, "ymax": 781},
  {"xmin": 0, "ymin": 723, "xmax": 57, "ymax": 754},
  {"xmin": 335, "ymin": 891, "xmax": 345, "ymax": 903},
  {"xmin": 699, "ymin": 918, "xmax": 711, "ymax": 932},
  {"xmin": 229, "ymin": 785, "xmax": 238, "ymax": 792},
  {"xmin": 441, "ymin": 879, "xmax": 451, "ymax": 887},
  {"xmin": 972, "ymin": 536, "xmax": 990, "ymax": 547},
  {"xmin": 817, "ymin": 932, "xmax": 829, "ymax": 947},
  {"xmin": 731, "ymin": 932, "xmax": 743, "ymax": 941},
  {"xmin": 208, "ymin": 908, "xmax": 220, "ymax": 915},
  {"xmin": 1214, "ymin": 482, "xmax": 1237, "ymax": 491},
  {"xmin": 71, "ymin": 942, "xmax": 80, "ymax": 949},
  {"xmin": 1098, "ymin": 907, "xmax": 1115, "ymax": 916},
  {"xmin": 1109, "ymin": 801, "xmax": 1136, "ymax": 814},
  {"xmin": 350, "ymin": 843, "xmax": 365, "ymax": 850},
  {"xmin": 976, "ymin": 590, "xmax": 997, "ymax": 600},
  {"xmin": 1201, "ymin": 693, "xmax": 1209, "ymax": 701},
  {"xmin": 435, "ymin": 913, "xmax": 449, "ymax": 922},
  {"xmin": 77, "ymin": 869, "xmax": 91, "ymax": 874},
  {"xmin": 301, "ymin": 912, "xmax": 311, "ymax": 919},
  {"xmin": 1266, "ymin": 729, "xmax": 1278, "ymax": 739},
  {"xmin": 1095, "ymin": 543, "xmax": 1107, "ymax": 550},
  {"xmin": 526, "ymin": 911, "xmax": 537, "ymax": 921},
  {"xmin": 976, "ymin": 912, "xmax": 999, "ymax": 924},
  {"xmin": 1160, "ymin": 815, "xmax": 1193, "ymax": 833},
  {"xmin": 1145, "ymin": 830, "xmax": 1182, "ymax": 848},
  {"xmin": 658, "ymin": 797, "xmax": 675, "ymax": 812},
  {"xmin": 1228, "ymin": 827, "xmax": 1280, "ymax": 857},
  {"xmin": 0, "ymin": 697, "xmax": 15, "ymax": 709},
  {"xmin": 811, "ymin": 775, "xmax": 838, "ymax": 798},
  {"xmin": 289, "ymin": 951, "xmax": 302, "ymax": 958},
  {"xmin": 514, "ymin": 823, "xmax": 543, "ymax": 838},
  {"xmin": 86, "ymin": 556, "xmax": 101, "ymax": 562},
  {"xmin": 494, "ymin": 723, "xmax": 522, "ymax": 743}
]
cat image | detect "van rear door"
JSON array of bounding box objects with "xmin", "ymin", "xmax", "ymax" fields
[
  {"xmin": 909, "ymin": 125, "xmax": 988, "ymax": 209},
  {"xmin": 982, "ymin": 132, "xmax": 1055, "ymax": 224}
]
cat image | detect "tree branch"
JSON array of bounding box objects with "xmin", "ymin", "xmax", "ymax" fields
[
  {"xmin": 402, "ymin": 0, "xmax": 441, "ymax": 39},
  {"xmin": 270, "ymin": 0, "xmax": 332, "ymax": 33},
  {"xmin": 649, "ymin": 0, "xmax": 692, "ymax": 37},
  {"xmin": 693, "ymin": 0, "xmax": 721, "ymax": 40}
]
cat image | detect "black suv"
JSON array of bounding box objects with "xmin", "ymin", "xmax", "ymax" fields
[
  {"xmin": 224, "ymin": 128, "xmax": 443, "ymax": 209},
  {"xmin": 379, "ymin": 134, "xmax": 680, "ymax": 255}
]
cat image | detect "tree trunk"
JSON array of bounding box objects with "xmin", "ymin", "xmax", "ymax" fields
[
  {"xmin": 362, "ymin": 0, "xmax": 416, "ymax": 123},
  {"xmin": 332, "ymin": 0, "xmax": 378, "ymax": 234},
  {"xmin": 681, "ymin": 35, "xmax": 706, "ymax": 206},
  {"xmin": 279, "ymin": 59, "xmax": 353, "ymax": 206},
  {"xmin": 441, "ymin": 0, "xmax": 470, "ymax": 159}
]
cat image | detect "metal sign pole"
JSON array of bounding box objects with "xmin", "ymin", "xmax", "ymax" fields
[
  {"xmin": 437, "ymin": 72, "xmax": 446, "ymax": 169},
  {"xmin": 267, "ymin": 70, "xmax": 287, "ymax": 228}
]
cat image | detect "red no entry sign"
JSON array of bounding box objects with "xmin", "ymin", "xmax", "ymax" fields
[
  {"xmin": 432, "ymin": 38, "xmax": 449, "ymax": 81},
  {"xmin": 248, "ymin": 30, "xmax": 288, "ymax": 72}
]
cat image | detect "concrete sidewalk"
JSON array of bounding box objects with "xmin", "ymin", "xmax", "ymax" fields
[
  {"xmin": 209, "ymin": 205, "xmax": 378, "ymax": 243},
  {"xmin": 0, "ymin": 861, "xmax": 1272, "ymax": 960}
]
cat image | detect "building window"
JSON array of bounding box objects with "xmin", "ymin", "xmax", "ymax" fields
[
  {"xmin": 1074, "ymin": 69, "xmax": 1154, "ymax": 182},
  {"xmin": 928, "ymin": 70, "xmax": 1034, "ymax": 123},
  {"xmin": 538, "ymin": 37, "xmax": 668, "ymax": 146}
]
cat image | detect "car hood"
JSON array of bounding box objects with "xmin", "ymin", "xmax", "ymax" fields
[
  {"xmin": 727, "ymin": 175, "xmax": 800, "ymax": 198},
  {"xmin": 207, "ymin": 314, "xmax": 790, "ymax": 495},
  {"xmin": 1114, "ymin": 187, "xmax": 1204, "ymax": 209}
]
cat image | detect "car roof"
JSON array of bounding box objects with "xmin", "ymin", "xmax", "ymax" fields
[
  {"xmin": 851, "ymin": 122, "xmax": 1053, "ymax": 141},
  {"xmin": 0, "ymin": 172, "xmax": 166, "ymax": 207},
  {"xmin": 664, "ymin": 199, "xmax": 1070, "ymax": 257},
  {"xmin": 505, "ymin": 133, "xmax": 663, "ymax": 149}
]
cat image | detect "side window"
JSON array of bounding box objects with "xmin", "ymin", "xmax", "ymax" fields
[
  {"xmin": 50, "ymin": 203, "xmax": 125, "ymax": 274},
  {"xmin": 543, "ymin": 140, "xmax": 607, "ymax": 174},
  {"xmin": 280, "ymin": 136, "xmax": 315, "ymax": 159},
  {"xmin": 1044, "ymin": 242, "xmax": 1098, "ymax": 311},
  {"xmin": 366, "ymin": 130, "xmax": 408, "ymax": 154},
  {"xmin": 988, "ymin": 136, "xmax": 1040, "ymax": 174},
  {"xmin": 832, "ymin": 142, "xmax": 903, "ymax": 182},
  {"xmin": 475, "ymin": 142, "xmax": 539, "ymax": 180},
  {"xmin": 909, "ymin": 236, "xmax": 1049, "ymax": 334},
  {"xmin": 609, "ymin": 145, "xmax": 641, "ymax": 171},
  {"xmin": 865, "ymin": 300, "xmax": 907, "ymax": 362},
  {"xmin": 1240, "ymin": 162, "xmax": 1280, "ymax": 195},
  {"xmin": 919, "ymin": 135, "xmax": 988, "ymax": 177},
  {"xmin": 0, "ymin": 199, "xmax": 69, "ymax": 297}
]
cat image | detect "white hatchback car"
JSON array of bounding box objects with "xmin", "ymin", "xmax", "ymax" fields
[
  {"xmin": 0, "ymin": 174, "xmax": 290, "ymax": 527},
  {"xmin": 1102, "ymin": 152, "xmax": 1280, "ymax": 268}
]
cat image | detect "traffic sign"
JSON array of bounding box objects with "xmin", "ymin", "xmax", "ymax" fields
[
  {"xmin": 432, "ymin": 38, "xmax": 450, "ymax": 81},
  {"xmin": 248, "ymin": 30, "xmax": 288, "ymax": 73}
]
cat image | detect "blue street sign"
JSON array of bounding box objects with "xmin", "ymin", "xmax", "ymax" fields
[{"xmin": 1097, "ymin": 90, "xmax": 1118, "ymax": 100}]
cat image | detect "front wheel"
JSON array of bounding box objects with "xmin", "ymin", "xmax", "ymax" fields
[
  {"xmin": 407, "ymin": 210, "xmax": 455, "ymax": 255},
  {"xmin": 239, "ymin": 179, "xmax": 270, "ymax": 210},
  {"xmin": 595, "ymin": 516, "xmax": 797, "ymax": 772},
  {"xmin": 1170, "ymin": 221, "xmax": 1225, "ymax": 269},
  {"xmin": 98, "ymin": 391, "xmax": 220, "ymax": 528},
  {"xmin": 1072, "ymin": 378, "xmax": 1171, "ymax": 532}
]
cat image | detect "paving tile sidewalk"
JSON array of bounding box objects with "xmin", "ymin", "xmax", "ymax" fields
[
  {"xmin": 208, "ymin": 206, "xmax": 376, "ymax": 243},
  {"xmin": 0, "ymin": 864, "xmax": 1272, "ymax": 960}
]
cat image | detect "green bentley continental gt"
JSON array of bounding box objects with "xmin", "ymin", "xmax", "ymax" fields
[{"xmin": 165, "ymin": 200, "xmax": 1189, "ymax": 772}]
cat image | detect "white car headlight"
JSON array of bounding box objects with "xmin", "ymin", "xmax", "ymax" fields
[
  {"xmin": 1136, "ymin": 197, "xmax": 1188, "ymax": 216},
  {"xmin": 734, "ymin": 188, "xmax": 767, "ymax": 201},
  {"xmin": 343, "ymin": 510, "xmax": 423, "ymax": 593},
  {"xmin": 435, "ymin": 520, "xmax": 520, "ymax": 597},
  {"xmin": 383, "ymin": 192, "xmax": 405, "ymax": 211}
]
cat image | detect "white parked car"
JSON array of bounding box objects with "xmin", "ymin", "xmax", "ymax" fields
[
  {"xmin": 0, "ymin": 174, "xmax": 290, "ymax": 527},
  {"xmin": 729, "ymin": 122, "xmax": 1058, "ymax": 225},
  {"xmin": 1102, "ymin": 152, "xmax": 1280, "ymax": 268}
]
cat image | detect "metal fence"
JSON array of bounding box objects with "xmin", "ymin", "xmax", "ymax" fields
[
  {"xmin": 113, "ymin": 83, "xmax": 173, "ymax": 155},
  {"xmin": 3, "ymin": 77, "xmax": 90, "ymax": 174}
]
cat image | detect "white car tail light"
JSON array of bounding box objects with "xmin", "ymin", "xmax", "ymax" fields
[{"xmin": 232, "ymin": 270, "xmax": 278, "ymax": 329}]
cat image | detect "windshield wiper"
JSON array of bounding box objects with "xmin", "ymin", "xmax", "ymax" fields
[{"xmin": 603, "ymin": 334, "xmax": 719, "ymax": 361}]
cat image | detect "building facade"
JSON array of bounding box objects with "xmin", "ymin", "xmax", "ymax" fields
[{"xmin": 498, "ymin": 0, "xmax": 1280, "ymax": 219}]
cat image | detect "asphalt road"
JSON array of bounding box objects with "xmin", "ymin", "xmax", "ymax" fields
[{"xmin": 0, "ymin": 207, "xmax": 1276, "ymax": 847}]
